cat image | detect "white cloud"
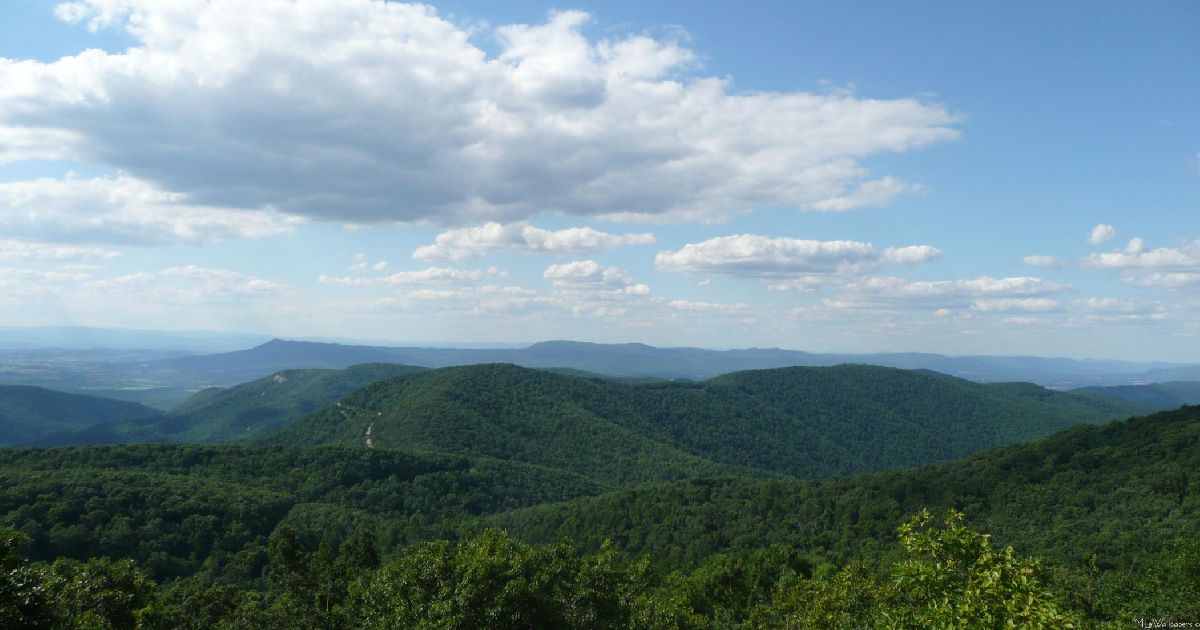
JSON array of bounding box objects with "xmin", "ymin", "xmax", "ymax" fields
[
  {"xmin": 0, "ymin": 1, "xmax": 960, "ymax": 232},
  {"xmin": 0, "ymin": 266, "xmax": 90, "ymax": 293},
  {"xmin": 350, "ymin": 253, "xmax": 389, "ymax": 271},
  {"xmin": 0, "ymin": 239, "xmax": 121, "ymax": 260},
  {"xmin": 1001, "ymin": 316, "xmax": 1043, "ymax": 326},
  {"xmin": 1120, "ymin": 272, "xmax": 1200, "ymax": 289},
  {"xmin": 1071, "ymin": 297, "xmax": 1166, "ymax": 315},
  {"xmin": 665, "ymin": 299, "xmax": 750, "ymax": 314},
  {"xmin": 829, "ymin": 275, "xmax": 1069, "ymax": 313},
  {"xmin": 1022, "ymin": 254, "xmax": 1062, "ymax": 268},
  {"xmin": 881, "ymin": 245, "xmax": 943, "ymax": 265},
  {"xmin": 543, "ymin": 259, "xmax": 650, "ymax": 295},
  {"xmin": 810, "ymin": 177, "xmax": 916, "ymax": 212},
  {"xmin": 1088, "ymin": 224, "xmax": 1116, "ymax": 246},
  {"xmin": 971, "ymin": 298, "xmax": 1061, "ymax": 312},
  {"xmin": 413, "ymin": 222, "xmax": 656, "ymax": 261},
  {"xmin": 318, "ymin": 266, "xmax": 502, "ymax": 287},
  {"xmin": 654, "ymin": 234, "xmax": 940, "ymax": 279},
  {"xmin": 1083, "ymin": 239, "xmax": 1200, "ymax": 270},
  {"xmin": 160, "ymin": 265, "xmax": 289, "ymax": 296},
  {"xmin": 0, "ymin": 174, "xmax": 294, "ymax": 245}
]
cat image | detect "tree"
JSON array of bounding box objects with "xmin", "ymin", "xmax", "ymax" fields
[{"xmin": 884, "ymin": 509, "xmax": 1076, "ymax": 629}]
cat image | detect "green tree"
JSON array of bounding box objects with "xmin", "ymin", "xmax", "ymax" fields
[
  {"xmin": 884, "ymin": 509, "xmax": 1077, "ymax": 629},
  {"xmin": 0, "ymin": 527, "xmax": 51, "ymax": 629}
]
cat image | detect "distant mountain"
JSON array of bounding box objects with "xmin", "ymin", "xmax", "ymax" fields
[
  {"xmin": 0, "ymin": 385, "xmax": 161, "ymax": 446},
  {"xmin": 0, "ymin": 325, "xmax": 271, "ymax": 352},
  {"xmin": 123, "ymin": 338, "xmax": 1199, "ymax": 388},
  {"xmin": 51, "ymin": 363, "xmax": 428, "ymax": 445},
  {"xmin": 263, "ymin": 363, "xmax": 1153, "ymax": 484},
  {"xmin": 1072, "ymin": 381, "xmax": 1200, "ymax": 407}
]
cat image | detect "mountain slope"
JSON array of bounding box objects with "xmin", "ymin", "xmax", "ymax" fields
[
  {"xmin": 263, "ymin": 364, "xmax": 755, "ymax": 486},
  {"xmin": 0, "ymin": 444, "xmax": 604, "ymax": 583},
  {"xmin": 487, "ymin": 404, "xmax": 1200, "ymax": 571},
  {"xmin": 0, "ymin": 385, "xmax": 161, "ymax": 446},
  {"xmin": 51, "ymin": 363, "xmax": 427, "ymax": 445},
  {"xmin": 264, "ymin": 363, "xmax": 1151, "ymax": 483}
]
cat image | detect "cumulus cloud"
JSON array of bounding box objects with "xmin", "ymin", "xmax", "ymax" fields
[
  {"xmin": 654, "ymin": 234, "xmax": 940, "ymax": 280},
  {"xmin": 1001, "ymin": 316, "xmax": 1043, "ymax": 326},
  {"xmin": 1071, "ymin": 297, "xmax": 1165, "ymax": 315},
  {"xmin": 970, "ymin": 298, "xmax": 1061, "ymax": 312},
  {"xmin": 413, "ymin": 222, "xmax": 656, "ymax": 261},
  {"xmin": 159, "ymin": 265, "xmax": 289, "ymax": 297},
  {"xmin": 1088, "ymin": 224, "xmax": 1117, "ymax": 246},
  {"xmin": 0, "ymin": 266, "xmax": 90, "ymax": 295},
  {"xmin": 881, "ymin": 245, "xmax": 943, "ymax": 265},
  {"xmin": 827, "ymin": 275, "xmax": 1069, "ymax": 313},
  {"xmin": 665, "ymin": 299, "xmax": 750, "ymax": 314},
  {"xmin": 543, "ymin": 259, "xmax": 650, "ymax": 295},
  {"xmin": 1120, "ymin": 272, "xmax": 1200, "ymax": 289},
  {"xmin": 0, "ymin": 174, "xmax": 294, "ymax": 245},
  {"xmin": 0, "ymin": 239, "xmax": 121, "ymax": 260},
  {"xmin": 318, "ymin": 266, "xmax": 503, "ymax": 287},
  {"xmin": 810, "ymin": 177, "xmax": 917, "ymax": 212},
  {"xmin": 1083, "ymin": 239, "xmax": 1200, "ymax": 270},
  {"xmin": 350, "ymin": 253, "xmax": 389, "ymax": 272},
  {"xmin": 1022, "ymin": 254, "xmax": 1063, "ymax": 268},
  {"xmin": 0, "ymin": 0, "xmax": 960, "ymax": 235}
]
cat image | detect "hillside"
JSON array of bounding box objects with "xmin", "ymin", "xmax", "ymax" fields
[
  {"xmin": 1073, "ymin": 381, "xmax": 1200, "ymax": 407},
  {"xmin": 264, "ymin": 364, "xmax": 755, "ymax": 486},
  {"xmin": 0, "ymin": 399, "xmax": 1193, "ymax": 627},
  {"xmin": 0, "ymin": 444, "xmax": 603, "ymax": 584},
  {"xmin": 488, "ymin": 404, "xmax": 1200, "ymax": 572},
  {"xmin": 264, "ymin": 363, "xmax": 1152, "ymax": 482},
  {"xmin": 0, "ymin": 385, "xmax": 161, "ymax": 446},
  {"xmin": 50, "ymin": 363, "xmax": 428, "ymax": 445}
]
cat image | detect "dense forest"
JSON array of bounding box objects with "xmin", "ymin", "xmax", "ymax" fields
[
  {"xmin": 0, "ymin": 385, "xmax": 161, "ymax": 446},
  {"xmin": 47, "ymin": 363, "xmax": 428, "ymax": 446},
  {"xmin": 0, "ymin": 363, "xmax": 1193, "ymax": 627},
  {"xmin": 265, "ymin": 363, "xmax": 1152, "ymax": 481},
  {"xmin": 2, "ymin": 404, "xmax": 1197, "ymax": 626}
]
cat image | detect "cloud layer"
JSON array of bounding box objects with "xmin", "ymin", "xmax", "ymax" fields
[
  {"xmin": 413, "ymin": 222, "xmax": 655, "ymax": 261},
  {"xmin": 0, "ymin": 174, "xmax": 294, "ymax": 245},
  {"xmin": 0, "ymin": 0, "xmax": 960, "ymax": 239},
  {"xmin": 654, "ymin": 234, "xmax": 941, "ymax": 278}
]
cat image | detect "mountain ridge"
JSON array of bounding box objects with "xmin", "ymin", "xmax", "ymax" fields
[
  {"xmin": 262, "ymin": 362, "xmax": 1154, "ymax": 483},
  {"xmin": 122, "ymin": 338, "xmax": 1199, "ymax": 388}
]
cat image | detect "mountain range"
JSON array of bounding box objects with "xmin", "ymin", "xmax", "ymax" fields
[{"xmin": 127, "ymin": 338, "xmax": 1200, "ymax": 389}]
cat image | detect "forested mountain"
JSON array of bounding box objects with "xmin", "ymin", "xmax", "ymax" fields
[
  {"xmin": 0, "ymin": 445, "xmax": 603, "ymax": 585},
  {"xmin": 0, "ymin": 403, "xmax": 1195, "ymax": 627},
  {"xmin": 1073, "ymin": 380, "xmax": 1200, "ymax": 407},
  {"xmin": 487, "ymin": 404, "xmax": 1200, "ymax": 573},
  {"xmin": 0, "ymin": 385, "xmax": 161, "ymax": 446},
  {"xmin": 49, "ymin": 363, "xmax": 427, "ymax": 445},
  {"xmin": 266, "ymin": 364, "xmax": 755, "ymax": 486},
  {"xmin": 265, "ymin": 363, "xmax": 1152, "ymax": 482}
]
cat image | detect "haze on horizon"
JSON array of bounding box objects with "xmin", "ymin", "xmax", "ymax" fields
[{"xmin": 0, "ymin": 0, "xmax": 1196, "ymax": 362}]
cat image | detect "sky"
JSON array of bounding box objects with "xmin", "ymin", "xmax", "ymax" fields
[{"xmin": 0, "ymin": 0, "xmax": 1197, "ymax": 360}]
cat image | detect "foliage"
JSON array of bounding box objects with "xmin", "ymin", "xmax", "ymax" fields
[
  {"xmin": 884, "ymin": 509, "xmax": 1074, "ymax": 628},
  {"xmin": 265, "ymin": 363, "xmax": 1147, "ymax": 482},
  {"xmin": 0, "ymin": 385, "xmax": 160, "ymax": 446},
  {"xmin": 52, "ymin": 363, "xmax": 427, "ymax": 445},
  {"xmin": 487, "ymin": 405, "xmax": 1200, "ymax": 575},
  {"xmin": 0, "ymin": 445, "xmax": 601, "ymax": 583}
]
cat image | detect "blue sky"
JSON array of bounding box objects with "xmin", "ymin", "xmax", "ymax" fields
[{"xmin": 0, "ymin": 0, "xmax": 1196, "ymax": 360}]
